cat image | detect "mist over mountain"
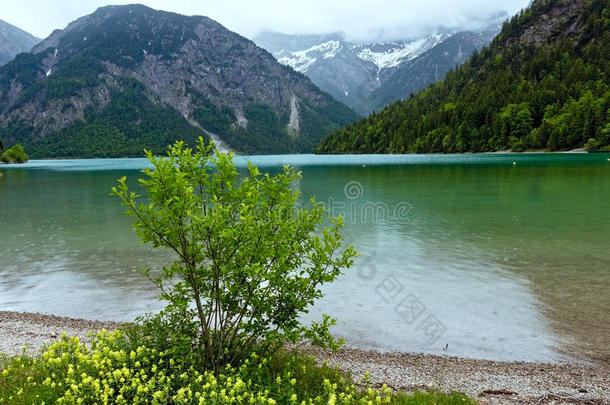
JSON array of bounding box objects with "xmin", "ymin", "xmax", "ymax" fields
[
  {"xmin": 0, "ymin": 19, "xmax": 40, "ymax": 65},
  {"xmin": 255, "ymin": 16, "xmax": 504, "ymax": 114}
]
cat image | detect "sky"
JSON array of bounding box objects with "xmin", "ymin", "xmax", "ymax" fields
[{"xmin": 2, "ymin": 0, "xmax": 531, "ymax": 42}]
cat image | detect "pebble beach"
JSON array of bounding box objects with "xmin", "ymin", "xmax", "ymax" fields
[{"xmin": 1, "ymin": 311, "xmax": 608, "ymax": 404}]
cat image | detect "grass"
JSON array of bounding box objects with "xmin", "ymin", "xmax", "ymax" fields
[{"xmin": 0, "ymin": 330, "xmax": 477, "ymax": 405}]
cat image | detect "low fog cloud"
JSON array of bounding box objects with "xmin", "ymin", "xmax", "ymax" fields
[
  {"xmin": 4, "ymin": 0, "xmax": 530, "ymax": 41},
  {"xmin": 211, "ymin": 0, "xmax": 530, "ymax": 41}
]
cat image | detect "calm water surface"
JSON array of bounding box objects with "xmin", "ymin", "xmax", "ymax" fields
[{"xmin": 1, "ymin": 153, "xmax": 609, "ymax": 364}]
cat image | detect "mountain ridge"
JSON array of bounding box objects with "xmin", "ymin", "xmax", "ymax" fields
[
  {"xmin": 254, "ymin": 20, "xmax": 503, "ymax": 115},
  {"xmin": 0, "ymin": 4, "xmax": 358, "ymax": 157},
  {"xmin": 362, "ymin": 29, "xmax": 499, "ymax": 112},
  {"xmin": 0, "ymin": 19, "xmax": 40, "ymax": 66}
]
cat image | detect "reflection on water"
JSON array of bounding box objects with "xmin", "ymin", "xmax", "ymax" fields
[
  {"xmin": 1, "ymin": 153, "xmax": 609, "ymax": 363},
  {"xmin": 0, "ymin": 168, "xmax": 172, "ymax": 320},
  {"xmin": 303, "ymin": 228, "xmax": 564, "ymax": 362}
]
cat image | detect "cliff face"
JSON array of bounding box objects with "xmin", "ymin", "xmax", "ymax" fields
[
  {"xmin": 517, "ymin": 0, "xmax": 591, "ymax": 46},
  {"xmin": 0, "ymin": 5, "xmax": 357, "ymax": 157}
]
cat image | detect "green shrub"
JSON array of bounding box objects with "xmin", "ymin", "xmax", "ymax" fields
[
  {"xmin": 112, "ymin": 138, "xmax": 357, "ymax": 373},
  {"xmin": 584, "ymin": 137, "xmax": 602, "ymax": 151},
  {"xmin": 1, "ymin": 144, "xmax": 28, "ymax": 163}
]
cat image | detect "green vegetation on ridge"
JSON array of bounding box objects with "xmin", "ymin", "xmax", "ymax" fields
[
  {"xmin": 316, "ymin": 0, "xmax": 610, "ymax": 154},
  {"xmin": 0, "ymin": 139, "xmax": 28, "ymax": 163},
  {"xmin": 194, "ymin": 96, "xmax": 358, "ymax": 155},
  {"xmin": 1, "ymin": 79, "xmax": 209, "ymax": 158}
]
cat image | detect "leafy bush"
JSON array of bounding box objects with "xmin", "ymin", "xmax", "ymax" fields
[
  {"xmin": 112, "ymin": 138, "xmax": 356, "ymax": 373},
  {"xmin": 1, "ymin": 144, "xmax": 28, "ymax": 163}
]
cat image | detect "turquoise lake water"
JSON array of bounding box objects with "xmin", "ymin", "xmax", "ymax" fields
[{"xmin": 1, "ymin": 153, "xmax": 609, "ymax": 364}]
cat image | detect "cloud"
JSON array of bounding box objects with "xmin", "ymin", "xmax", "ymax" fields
[
  {"xmin": 2, "ymin": 0, "xmax": 530, "ymax": 42},
  {"xmin": 210, "ymin": 0, "xmax": 530, "ymax": 41}
]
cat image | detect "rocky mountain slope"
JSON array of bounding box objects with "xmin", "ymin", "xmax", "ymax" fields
[
  {"xmin": 316, "ymin": 0, "xmax": 610, "ymax": 154},
  {"xmin": 0, "ymin": 19, "xmax": 40, "ymax": 65},
  {"xmin": 255, "ymin": 22, "xmax": 502, "ymax": 115},
  {"xmin": 365, "ymin": 30, "xmax": 498, "ymax": 112},
  {"xmin": 0, "ymin": 5, "xmax": 358, "ymax": 157}
]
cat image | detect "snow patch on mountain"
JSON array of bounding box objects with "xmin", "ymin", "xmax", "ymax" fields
[
  {"xmin": 273, "ymin": 34, "xmax": 451, "ymax": 73},
  {"xmin": 254, "ymin": 26, "xmax": 500, "ymax": 114},
  {"xmin": 277, "ymin": 40, "xmax": 342, "ymax": 72},
  {"xmin": 354, "ymin": 34, "xmax": 448, "ymax": 69},
  {"xmin": 357, "ymin": 39, "xmax": 424, "ymax": 69},
  {"xmin": 278, "ymin": 54, "xmax": 316, "ymax": 72}
]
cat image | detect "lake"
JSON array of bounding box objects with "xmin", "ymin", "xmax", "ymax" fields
[{"xmin": 1, "ymin": 153, "xmax": 609, "ymax": 364}]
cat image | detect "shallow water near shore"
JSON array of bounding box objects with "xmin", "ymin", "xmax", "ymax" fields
[{"xmin": 1, "ymin": 153, "xmax": 609, "ymax": 364}]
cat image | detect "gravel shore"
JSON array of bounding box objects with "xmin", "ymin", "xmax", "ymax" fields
[
  {"xmin": 1, "ymin": 311, "xmax": 608, "ymax": 404},
  {"xmin": 0, "ymin": 311, "xmax": 120, "ymax": 356},
  {"xmin": 307, "ymin": 347, "xmax": 609, "ymax": 405}
]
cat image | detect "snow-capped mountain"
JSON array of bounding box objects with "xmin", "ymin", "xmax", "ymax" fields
[
  {"xmin": 276, "ymin": 39, "xmax": 343, "ymax": 72},
  {"xmin": 255, "ymin": 22, "xmax": 503, "ymax": 114},
  {"xmin": 367, "ymin": 30, "xmax": 499, "ymax": 113},
  {"xmin": 355, "ymin": 35, "xmax": 448, "ymax": 69}
]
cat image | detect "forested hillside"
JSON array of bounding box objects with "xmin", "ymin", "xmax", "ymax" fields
[{"xmin": 316, "ymin": 0, "xmax": 610, "ymax": 154}]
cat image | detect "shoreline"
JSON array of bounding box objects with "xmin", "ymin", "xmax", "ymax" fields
[
  {"xmin": 1, "ymin": 311, "xmax": 608, "ymax": 404},
  {"xmin": 0, "ymin": 311, "xmax": 122, "ymax": 356},
  {"xmin": 488, "ymin": 148, "xmax": 587, "ymax": 154},
  {"xmin": 309, "ymin": 346, "xmax": 609, "ymax": 404},
  {"xmin": 4, "ymin": 149, "xmax": 608, "ymax": 162}
]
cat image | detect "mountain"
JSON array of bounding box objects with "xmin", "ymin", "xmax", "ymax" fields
[
  {"xmin": 0, "ymin": 19, "xmax": 40, "ymax": 65},
  {"xmin": 365, "ymin": 30, "xmax": 498, "ymax": 112},
  {"xmin": 316, "ymin": 0, "xmax": 610, "ymax": 154},
  {"xmin": 254, "ymin": 23, "xmax": 502, "ymax": 115},
  {"xmin": 254, "ymin": 31, "xmax": 449, "ymax": 115},
  {"xmin": 0, "ymin": 5, "xmax": 358, "ymax": 157}
]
